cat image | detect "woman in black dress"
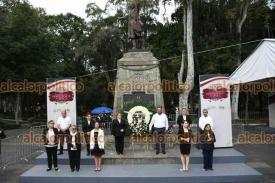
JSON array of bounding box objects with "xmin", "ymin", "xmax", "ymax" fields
[
  {"xmin": 90, "ymin": 122, "xmax": 105, "ymax": 171},
  {"xmin": 178, "ymin": 120, "xmax": 192, "ymax": 172}
]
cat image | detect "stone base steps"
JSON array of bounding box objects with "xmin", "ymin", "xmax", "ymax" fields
[
  {"xmin": 20, "ymin": 164, "xmax": 263, "ymax": 183},
  {"xmin": 35, "ymin": 148, "xmax": 246, "ymax": 165}
]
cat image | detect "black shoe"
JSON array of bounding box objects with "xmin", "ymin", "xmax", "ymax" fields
[
  {"xmin": 162, "ymin": 151, "xmax": 166, "ymax": 154},
  {"xmin": 54, "ymin": 167, "xmax": 59, "ymax": 171},
  {"xmin": 71, "ymin": 169, "xmax": 75, "ymax": 172},
  {"xmin": 46, "ymin": 168, "xmax": 52, "ymax": 172},
  {"xmin": 209, "ymin": 168, "xmax": 213, "ymax": 171},
  {"xmin": 156, "ymin": 151, "xmax": 160, "ymax": 155}
]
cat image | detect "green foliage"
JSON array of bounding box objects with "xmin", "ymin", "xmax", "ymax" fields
[{"xmin": 0, "ymin": 0, "xmax": 274, "ymax": 122}]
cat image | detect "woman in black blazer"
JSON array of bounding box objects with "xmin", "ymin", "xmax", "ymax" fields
[
  {"xmin": 43, "ymin": 120, "xmax": 59, "ymax": 172},
  {"xmin": 68, "ymin": 125, "xmax": 81, "ymax": 172},
  {"xmin": 200, "ymin": 124, "xmax": 216, "ymax": 171},
  {"xmin": 111, "ymin": 112, "xmax": 128, "ymax": 155},
  {"xmin": 177, "ymin": 108, "xmax": 192, "ymax": 128}
]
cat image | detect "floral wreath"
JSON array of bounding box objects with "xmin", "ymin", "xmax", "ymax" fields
[{"xmin": 127, "ymin": 106, "xmax": 151, "ymax": 135}]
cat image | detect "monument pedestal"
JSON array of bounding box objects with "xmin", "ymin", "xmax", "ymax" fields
[{"xmin": 113, "ymin": 51, "xmax": 165, "ymax": 114}]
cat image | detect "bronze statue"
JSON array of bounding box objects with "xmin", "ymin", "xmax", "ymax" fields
[{"xmin": 128, "ymin": 0, "xmax": 144, "ymax": 49}]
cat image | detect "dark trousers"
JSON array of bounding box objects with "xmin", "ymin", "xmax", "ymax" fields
[
  {"xmin": 84, "ymin": 133, "xmax": 90, "ymax": 153},
  {"xmin": 68, "ymin": 149, "xmax": 81, "ymax": 170},
  {"xmin": 203, "ymin": 149, "xmax": 214, "ymax": 169},
  {"xmin": 46, "ymin": 146, "xmax": 58, "ymax": 169},
  {"xmin": 115, "ymin": 136, "xmax": 124, "ymax": 154},
  {"xmin": 59, "ymin": 130, "xmax": 69, "ymax": 153},
  {"xmin": 154, "ymin": 128, "xmax": 166, "ymax": 153},
  {"xmin": 196, "ymin": 127, "xmax": 203, "ymax": 149}
]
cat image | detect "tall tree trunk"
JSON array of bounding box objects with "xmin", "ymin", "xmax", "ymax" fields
[
  {"xmin": 15, "ymin": 92, "xmax": 22, "ymax": 125},
  {"xmin": 231, "ymin": 0, "xmax": 249, "ymax": 120},
  {"xmin": 3, "ymin": 96, "xmax": 7, "ymax": 113},
  {"xmin": 178, "ymin": 2, "xmax": 187, "ymax": 111},
  {"xmin": 245, "ymin": 92, "xmax": 249, "ymax": 125},
  {"xmin": 182, "ymin": 0, "xmax": 194, "ymax": 110},
  {"xmin": 231, "ymin": 89, "xmax": 240, "ymax": 119}
]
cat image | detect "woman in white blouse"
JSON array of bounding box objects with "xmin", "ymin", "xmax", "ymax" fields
[
  {"xmin": 43, "ymin": 120, "xmax": 59, "ymax": 172},
  {"xmin": 90, "ymin": 121, "xmax": 105, "ymax": 171}
]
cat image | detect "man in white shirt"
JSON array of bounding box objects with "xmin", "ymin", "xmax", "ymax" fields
[
  {"xmin": 199, "ymin": 109, "xmax": 214, "ymax": 132},
  {"xmin": 56, "ymin": 109, "xmax": 71, "ymax": 155},
  {"xmin": 149, "ymin": 106, "xmax": 168, "ymax": 155}
]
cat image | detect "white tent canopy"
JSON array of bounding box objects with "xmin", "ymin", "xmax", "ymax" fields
[{"xmin": 229, "ymin": 39, "xmax": 275, "ymax": 84}]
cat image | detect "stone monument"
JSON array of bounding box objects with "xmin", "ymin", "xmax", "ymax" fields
[{"xmin": 113, "ymin": 0, "xmax": 164, "ymax": 115}]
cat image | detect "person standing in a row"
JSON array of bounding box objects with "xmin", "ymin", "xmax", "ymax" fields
[
  {"xmin": 177, "ymin": 108, "xmax": 192, "ymax": 127},
  {"xmin": 56, "ymin": 110, "xmax": 71, "ymax": 155},
  {"xmin": 111, "ymin": 112, "xmax": 128, "ymax": 155},
  {"xmin": 90, "ymin": 122, "xmax": 105, "ymax": 171},
  {"xmin": 68, "ymin": 125, "xmax": 81, "ymax": 172},
  {"xmin": 82, "ymin": 112, "xmax": 95, "ymax": 156},
  {"xmin": 200, "ymin": 123, "xmax": 216, "ymax": 171},
  {"xmin": 43, "ymin": 120, "xmax": 59, "ymax": 172},
  {"xmin": 199, "ymin": 109, "xmax": 214, "ymax": 133},
  {"xmin": 149, "ymin": 106, "xmax": 169, "ymax": 155},
  {"xmin": 178, "ymin": 120, "xmax": 192, "ymax": 172}
]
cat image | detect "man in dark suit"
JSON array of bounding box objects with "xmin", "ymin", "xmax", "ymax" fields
[
  {"xmin": 82, "ymin": 112, "xmax": 95, "ymax": 156},
  {"xmin": 111, "ymin": 112, "xmax": 128, "ymax": 155},
  {"xmin": 177, "ymin": 108, "xmax": 192, "ymax": 128}
]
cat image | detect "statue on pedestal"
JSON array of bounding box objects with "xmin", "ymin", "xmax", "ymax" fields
[
  {"xmin": 113, "ymin": 0, "xmax": 165, "ymax": 119},
  {"xmin": 128, "ymin": 0, "xmax": 144, "ymax": 50}
]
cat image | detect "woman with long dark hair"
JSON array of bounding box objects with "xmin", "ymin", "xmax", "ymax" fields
[
  {"xmin": 178, "ymin": 120, "xmax": 192, "ymax": 172},
  {"xmin": 200, "ymin": 124, "xmax": 216, "ymax": 171}
]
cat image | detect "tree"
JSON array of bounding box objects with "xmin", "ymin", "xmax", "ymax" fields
[
  {"xmin": 162, "ymin": 0, "xmax": 194, "ymax": 111},
  {"xmin": 0, "ymin": 0, "xmax": 57, "ymax": 124},
  {"xmin": 226, "ymin": 0, "xmax": 258, "ymax": 119}
]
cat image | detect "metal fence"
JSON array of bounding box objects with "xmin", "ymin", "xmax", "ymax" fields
[
  {"xmin": 232, "ymin": 111, "xmax": 268, "ymax": 125},
  {"xmin": 0, "ymin": 125, "xmax": 46, "ymax": 170}
]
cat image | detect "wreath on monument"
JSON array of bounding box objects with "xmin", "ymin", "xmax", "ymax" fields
[{"xmin": 127, "ymin": 106, "xmax": 151, "ymax": 135}]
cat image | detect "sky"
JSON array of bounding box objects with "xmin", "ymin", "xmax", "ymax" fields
[{"xmin": 28, "ymin": 0, "xmax": 176, "ymax": 22}]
